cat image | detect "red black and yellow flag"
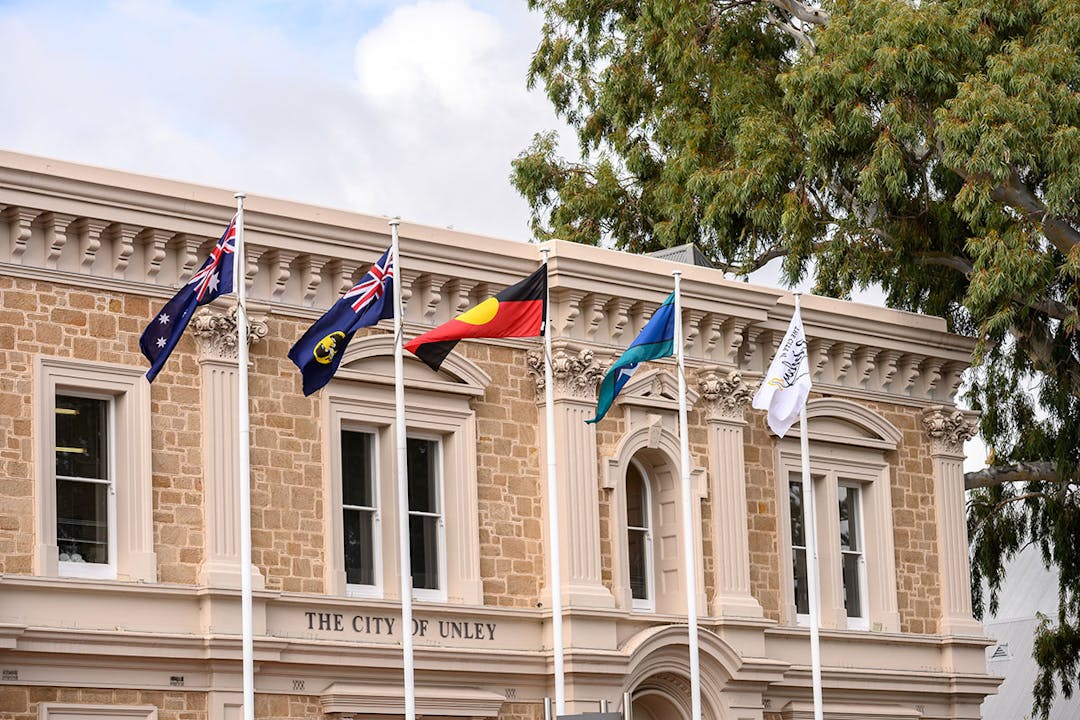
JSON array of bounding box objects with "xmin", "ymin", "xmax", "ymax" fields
[{"xmin": 405, "ymin": 264, "xmax": 547, "ymax": 371}]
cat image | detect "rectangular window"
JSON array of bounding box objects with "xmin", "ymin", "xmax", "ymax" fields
[
  {"xmin": 789, "ymin": 476, "xmax": 809, "ymax": 617},
  {"xmin": 342, "ymin": 430, "xmax": 378, "ymax": 593},
  {"xmin": 839, "ymin": 483, "xmax": 868, "ymax": 628},
  {"xmin": 55, "ymin": 394, "xmax": 115, "ymax": 578},
  {"xmin": 407, "ymin": 437, "xmax": 443, "ymax": 598}
]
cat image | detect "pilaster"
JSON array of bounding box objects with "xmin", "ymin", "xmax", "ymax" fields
[
  {"xmin": 527, "ymin": 347, "xmax": 616, "ymax": 609},
  {"xmin": 923, "ymin": 406, "xmax": 982, "ymax": 636},
  {"xmin": 193, "ymin": 305, "xmax": 269, "ymax": 589},
  {"xmin": 698, "ymin": 369, "xmax": 764, "ymax": 618}
]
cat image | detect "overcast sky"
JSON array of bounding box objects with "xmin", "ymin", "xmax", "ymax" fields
[
  {"xmin": 1, "ymin": 0, "xmax": 986, "ymax": 466},
  {"xmin": 0, "ymin": 0, "xmax": 562, "ymax": 241}
]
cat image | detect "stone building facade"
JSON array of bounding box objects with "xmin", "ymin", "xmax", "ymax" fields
[{"xmin": 0, "ymin": 151, "xmax": 998, "ymax": 719}]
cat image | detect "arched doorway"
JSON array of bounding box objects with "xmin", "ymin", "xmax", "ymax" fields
[{"xmin": 632, "ymin": 683, "xmax": 690, "ymax": 720}]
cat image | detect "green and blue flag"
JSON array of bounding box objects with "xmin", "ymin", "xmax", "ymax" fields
[{"xmin": 587, "ymin": 292, "xmax": 675, "ymax": 424}]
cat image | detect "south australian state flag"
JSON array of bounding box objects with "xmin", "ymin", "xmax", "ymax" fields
[
  {"xmin": 288, "ymin": 247, "xmax": 394, "ymax": 396},
  {"xmin": 405, "ymin": 265, "xmax": 546, "ymax": 371}
]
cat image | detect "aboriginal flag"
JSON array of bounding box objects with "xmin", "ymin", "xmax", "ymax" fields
[{"xmin": 405, "ymin": 264, "xmax": 546, "ymax": 371}]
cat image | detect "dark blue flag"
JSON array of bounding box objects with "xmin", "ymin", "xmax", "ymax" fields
[
  {"xmin": 288, "ymin": 247, "xmax": 394, "ymax": 396},
  {"xmin": 139, "ymin": 217, "xmax": 236, "ymax": 382}
]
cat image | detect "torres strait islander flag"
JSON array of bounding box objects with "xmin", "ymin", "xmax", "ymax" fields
[
  {"xmin": 587, "ymin": 292, "xmax": 675, "ymax": 424},
  {"xmin": 405, "ymin": 264, "xmax": 547, "ymax": 371}
]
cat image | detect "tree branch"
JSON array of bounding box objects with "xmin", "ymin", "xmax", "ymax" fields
[
  {"xmin": 915, "ymin": 254, "xmax": 974, "ymax": 276},
  {"xmin": 965, "ymin": 461, "xmax": 1062, "ymax": 490},
  {"xmin": 990, "ymin": 169, "xmax": 1080, "ymax": 254},
  {"xmin": 766, "ymin": 0, "xmax": 830, "ymax": 25}
]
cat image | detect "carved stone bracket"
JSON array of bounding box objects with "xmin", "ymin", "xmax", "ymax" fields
[
  {"xmin": 526, "ymin": 348, "xmax": 607, "ymax": 401},
  {"xmin": 697, "ymin": 369, "xmax": 756, "ymax": 422},
  {"xmin": 922, "ymin": 405, "xmax": 978, "ymax": 456},
  {"xmin": 191, "ymin": 306, "xmax": 269, "ymax": 362}
]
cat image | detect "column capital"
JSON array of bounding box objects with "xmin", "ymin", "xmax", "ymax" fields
[
  {"xmin": 526, "ymin": 347, "xmax": 607, "ymax": 402},
  {"xmin": 191, "ymin": 305, "xmax": 268, "ymax": 363},
  {"xmin": 922, "ymin": 405, "xmax": 977, "ymax": 457},
  {"xmin": 697, "ymin": 368, "xmax": 756, "ymax": 422}
]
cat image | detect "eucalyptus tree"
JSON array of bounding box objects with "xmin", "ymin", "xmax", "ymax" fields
[{"xmin": 513, "ymin": 2, "xmax": 1080, "ymax": 716}]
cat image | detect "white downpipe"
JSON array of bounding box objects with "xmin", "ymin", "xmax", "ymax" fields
[
  {"xmin": 391, "ymin": 219, "xmax": 417, "ymax": 720},
  {"xmin": 540, "ymin": 247, "xmax": 566, "ymax": 714},
  {"xmin": 234, "ymin": 193, "xmax": 255, "ymax": 720},
  {"xmin": 672, "ymin": 272, "xmax": 701, "ymax": 720}
]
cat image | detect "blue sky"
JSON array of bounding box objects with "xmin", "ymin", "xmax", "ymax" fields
[{"xmin": 0, "ymin": 0, "xmax": 562, "ymax": 240}]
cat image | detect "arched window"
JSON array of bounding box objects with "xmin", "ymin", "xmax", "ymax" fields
[{"xmin": 626, "ymin": 460, "xmax": 654, "ymax": 611}]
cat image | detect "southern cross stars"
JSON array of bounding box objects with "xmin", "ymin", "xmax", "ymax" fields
[
  {"xmin": 158, "ymin": 313, "xmax": 170, "ymax": 325},
  {"xmin": 156, "ymin": 337, "xmax": 167, "ymax": 348}
]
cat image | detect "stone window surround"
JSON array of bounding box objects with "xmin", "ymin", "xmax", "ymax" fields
[
  {"xmin": 774, "ymin": 399, "xmax": 902, "ymax": 633},
  {"xmin": 323, "ymin": 357, "xmax": 483, "ymax": 605},
  {"xmin": 39, "ymin": 704, "xmax": 157, "ymax": 720},
  {"xmin": 603, "ymin": 413, "xmax": 707, "ymax": 615},
  {"xmin": 34, "ymin": 356, "xmax": 156, "ymax": 583}
]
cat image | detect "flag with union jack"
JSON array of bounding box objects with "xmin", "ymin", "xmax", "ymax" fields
[
  {"xmin": 288, "ymin": 246, "xmax": 395, "ymax": 396},
  {"xmin": 140, "ymin": 217, "xmax": 237, "ymax": 382}
]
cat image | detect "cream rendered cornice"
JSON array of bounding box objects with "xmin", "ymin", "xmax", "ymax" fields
[{"xmin": 1, "ymin": 149, "xmax": 974, "ymax": 405}]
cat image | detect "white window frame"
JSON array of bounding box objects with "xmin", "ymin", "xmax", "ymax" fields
[
  {"xmin": 54, "ymin": 391, "xmax": 118, "ymax": 580},
  {"xmin": 407, "ymin": 434, "xmax": 447, "ymax": 603},
  {"xmin": 341, "ymin": 426, "xmax": 382, "ymax": 599},
  {"xmin": 838, "ymin": 481, "xmax": 870, "ymax": 631},
  {"xmin": 627, "ymin": 458, "xmax": 655, "ymax": 613},
  {"xmin": 35, "ymin": 356, "xmax": 155, "ymax": 582},
  {"xmin": 323, "ymin": 338, "xmax": 485, "ymax": 606},
  {"xmin": 788, "ymin": 473, "xmax": 812, "ymax": 627}
]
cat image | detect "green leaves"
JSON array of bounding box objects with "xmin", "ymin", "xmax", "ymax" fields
[{"xmin": 517, "ymin": 4, "xmax": 1080, "ymax": 715}]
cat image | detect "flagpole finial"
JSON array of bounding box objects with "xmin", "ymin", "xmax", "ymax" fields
[
  {"xmin": 388, "ymin": 217, "xmax": 400, "ymax": 227},
  {"xmin": 234, "ymin": 192, "xmax": 246, "ymax": 200},
  {"xmin": 672, "ymin": 269, "xmax": 682, "ymax": 278}
]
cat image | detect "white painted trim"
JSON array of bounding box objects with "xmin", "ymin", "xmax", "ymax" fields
[
  {"xmin": 35, "ymin": 356, "xmax": 155, "ymax": 582},
  {"xmin": 40, "ymin": 703, "xmax": 157, "ymax": 720}
]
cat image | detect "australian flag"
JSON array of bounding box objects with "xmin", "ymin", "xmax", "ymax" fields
[
  {"xmin": 139, "ymin": 217, "xmax": 236, "ymax": 382},
  {"xmin": 288, "ymin": 246, "xmax": 395, "ymax": 396}
]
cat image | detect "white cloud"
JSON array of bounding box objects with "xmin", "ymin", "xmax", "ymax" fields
[
  {"xmin": 355, "ymin": 0, "xmax": 505, "ymax": 114},
  {"xmin": 0, "ymin": 0, "xmax": 568, "ymax": 241}
]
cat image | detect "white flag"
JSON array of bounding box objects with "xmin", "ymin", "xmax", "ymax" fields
[{"xmin": 752, "ymin": 306, "xmax": 812, "ymax": 437}]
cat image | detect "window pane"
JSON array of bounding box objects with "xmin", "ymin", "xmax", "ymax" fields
[
  {"xmin": 628, "ymin": 528, "xmax": 648, "ymax": 600},
  {"xmin": 792, "ymin": 547, "xmax": 809, "ymax": 614},
  {"xmin": 626, "ymin": 464, "xmax": 646, "ymax": 528},
  {"xmin": 341, "ymin": 431, "xmax": 374, "ymax": 507},
  {"xmin": 344, "ymin": 508, "xmax": 375, "ymax": 585},
  {"xmin": 838, "ymin": 485, "xmax": 860, "ymax": 551},
  {"xmin": 842, "ymin": 551, "xmax": 863, "ymax": 618},
  {"xmin": 56, "ymin": 478, "xmax": 109, "ymax": 564},
  {"xmin": 407, "ymin": 438, "xmax": 438, "ymax": 513},
  {"xmin": 55, "ymin": 396, "xmax": 108, "ymax": 480},
  {"xmin": 789, "ymin": 478, "xmax": 804, "ymax": 546},
  {"xmin": 409, "ymin": 514, "xmax": 440, "ymax": 590}
]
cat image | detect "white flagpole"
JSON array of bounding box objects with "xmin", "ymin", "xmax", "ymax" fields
[
  {"xmin": 672, "ymin": 271, "xmax": 701, "ymax": 720},
  {"xmin": 390, "ymin": 219, "xmax": 417, "ymax": 720},
  {"xmin": 234, "ymin": 193, "xmax": 255, "ymax": 720},
  {"xmin": 795, "ymin": 292, "xmax": 824, "ymax": 720},
  {"xmin": 539, "ymin": 247, "xmax": 566, "ymax": 715}
]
